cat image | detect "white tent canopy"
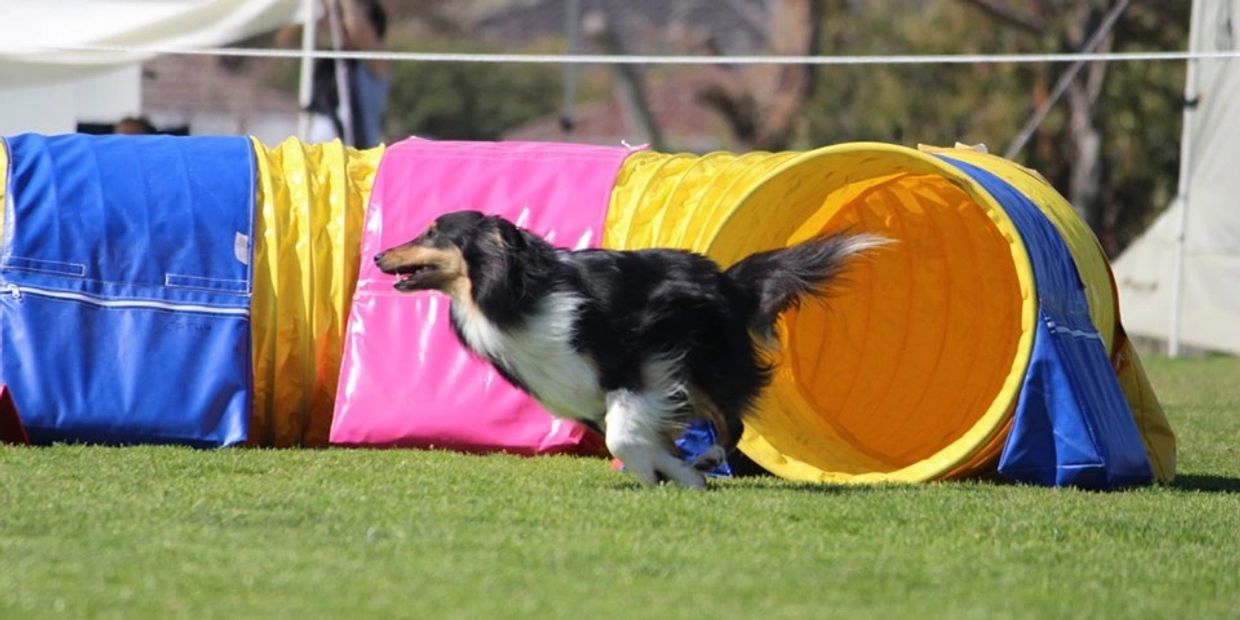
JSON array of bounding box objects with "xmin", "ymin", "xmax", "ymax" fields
[
  {"xmin": 0, "ymin": 0, "xmax": 303, "ymax": 83},
  {"xmin": 1113, "ymin": 0, "xmax": 1240, "ymax": 355},
  {"xmin": 0, "ymin": 0, "xmax": 305, "ymax": 136}
]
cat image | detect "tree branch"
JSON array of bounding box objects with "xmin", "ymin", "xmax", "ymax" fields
[
  {"xmin": 718, "ymin": 0, "xmax": 768, "ymax": 41},
  {"xmin": 956, "ymin": 0, "xmax": 1045, "ymax": 34},
  {"xmin": 1004, "ymin": 0, "xmax": 1132, "ymax": 158},
  {"xmin": 694, "ymin": 0, "xmax": 819, "ymax": 150},
  {"xmin": 585, "ymin": 4, "xmax": 666, "ymax": 150}
]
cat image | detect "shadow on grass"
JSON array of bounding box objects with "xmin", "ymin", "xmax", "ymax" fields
[
  {"xmin": 716, "ymin": 477, "xmax": 894, "ymax": 494},
  {"xmin": 1170, "ymin": 474, "xmax": 1240, "ymax": 494},
  {"xmin": 602, "ymin": 477, "xmax": 879, "ymax": 494},
  {"xmin": 716, "ymin": 473, "xmax": 1240, "ymax": 494},
  {"xmin": 597, "ymin": 471, "xmax": 1240, "ymax": 494}
]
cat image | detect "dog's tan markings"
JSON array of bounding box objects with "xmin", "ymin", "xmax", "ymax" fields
[
  {"xmin": 439, "ymin": 246, "xmax": 471, "ymax": 299},
  {"xmin": 380, "ymin": 242, "xmax": 471, "ymax": 297},
  {"xmin": 448, "ymin": 276, "xmax": 483, "ymax": 317},
  {"xmin": 382, "ymin": 243, "xmax": 440, "ymax": 268},
  {"xmin": 687, "ymin": 384, "xmax": 732, "ymax": 450}
]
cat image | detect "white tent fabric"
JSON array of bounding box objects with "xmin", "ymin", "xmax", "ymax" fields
[
  {"xmin": 0, "ymin": 0, "xmax": 303, "ymax": 84},
  {"xmin": 1113, "ymin": 0, "xmax": 1240, "ymax": 355}
]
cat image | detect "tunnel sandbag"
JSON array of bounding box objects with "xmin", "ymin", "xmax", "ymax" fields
[
  {"xmin": 0, "ymin": 134, "xmax": 254, "ymax": 446},
  {"xmin": 248, "ymin": 138, "xmax": 384, "ymax": 447},
  {"xmin": 605, "ymin": 142, "xmax": 1170, "ymax": 486},
  {"xmin": 933, "ymin": 153, "xmax": 1153, "ymax": 487},
  {"xmin": 923, "ymin": 146, "xmax": 1176, "ymax": 483}
]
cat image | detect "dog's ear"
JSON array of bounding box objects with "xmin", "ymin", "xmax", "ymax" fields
[
  {"xmin": 464, "ymin": 216, "xmax": 528, "ymax": 313},
  {"xmin": 489, "ymin": 216, "xmax": 528, "ymax": 252}
]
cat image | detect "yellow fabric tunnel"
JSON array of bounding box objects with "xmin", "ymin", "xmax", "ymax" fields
[
  {"xmin": 604, "ymin": 143, "xmax": 1174, "ymax": 485},
  {"xmin": 249, "ymin": 138, "xmax": 384, "ymax": 447}
]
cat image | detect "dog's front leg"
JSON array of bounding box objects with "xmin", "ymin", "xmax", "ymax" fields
[{"xmin": 604, "ymin": 389, "xmax": 707, "ymax": 489}]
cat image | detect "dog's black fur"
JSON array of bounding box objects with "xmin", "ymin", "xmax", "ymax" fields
[{"xmin": 375, "ymin": 210, "xmax": 884, "ymax": 487}]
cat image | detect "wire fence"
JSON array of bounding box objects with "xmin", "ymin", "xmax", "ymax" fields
[{"xmin": 5, "ymin": 43, "xmax": 1239, "ymax": 65}]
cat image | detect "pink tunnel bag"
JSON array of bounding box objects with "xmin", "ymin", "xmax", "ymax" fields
[{"xmin": 330, "ymin": 140, "xmax": 633, "ymax": 454}]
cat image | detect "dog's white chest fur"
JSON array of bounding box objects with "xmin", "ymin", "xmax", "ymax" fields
[{"xmin": 451, "ymin": 291, "xmax": 605, "ymax": 422}]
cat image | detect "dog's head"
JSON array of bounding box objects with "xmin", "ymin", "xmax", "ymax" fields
[{"xmin": 374, "ymin": 210, "xmax": 524, "ymax": 297}]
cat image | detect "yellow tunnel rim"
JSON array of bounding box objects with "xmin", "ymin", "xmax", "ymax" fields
[{"xmin": 712, "ymin": 142, "xmax": 1039, "ymax": 484}]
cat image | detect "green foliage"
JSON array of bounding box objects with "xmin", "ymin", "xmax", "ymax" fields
[
  {"xmin": 1093, "ymin": 3, "xmax": 1193, "ymax": 246},
  {"xmin": 804, "ymin": 0, "xmax": 1190, "ymax": 255},
  {"xmin": 386, "ymin": 42, "xmax": 561, "ymax": 141},
  {"xmin": 1, "ymin": 357, "xmax": 1238, "ymax": 619},
  {"xmin": 807, "ymin": 2, "xmax": 1027, "ymax": 146}
]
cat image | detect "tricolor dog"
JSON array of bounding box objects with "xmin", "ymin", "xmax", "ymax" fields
[{"xmin": 375, "ymin": 210, "xmax": 885, "ymax": 488}]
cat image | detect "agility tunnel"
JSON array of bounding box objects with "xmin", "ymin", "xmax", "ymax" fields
[
  {"xmin": 0, "ymin": 134, "xmax": 1175, "ymax": 489},
  {"xmin": 0, "ymin": 134, "xmax": 380, "ymax": 448},
  {"xmin": 602, "ymin": 144, "xmax": 1175, "ymax": 486}
]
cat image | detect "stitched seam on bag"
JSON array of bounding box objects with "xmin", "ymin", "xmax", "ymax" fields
[
  {"xmin": 165, "ymin": 273, "xmax": 249, "ymax": 293},
  {"xmin": 2, "ymin": 255, "xmax": 86, "ymax": 277}
]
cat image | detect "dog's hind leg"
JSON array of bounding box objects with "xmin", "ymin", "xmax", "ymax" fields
[{"xmin": 604, "ymin": 389, "xmax": 707, "ymax": 489}]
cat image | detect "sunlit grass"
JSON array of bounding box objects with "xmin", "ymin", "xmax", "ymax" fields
[{"xmin": 2, "ymin": 356, "xmax": 1236, "ymax": 619}]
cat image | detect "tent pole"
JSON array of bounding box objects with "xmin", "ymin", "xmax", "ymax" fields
[
  {"xmin": 1168, "ymin": 0, "xmax": 1204, "ymax": 358},
  {"xmin": 325, "ymin": 0, "xmax": 355, "ymax": 147},
  {"xmin": 296, "ymin": 0, "xmax": 317, "ymax": 141},
  {"xmin": 560, "ymin": 0, "xmax": 581, "ymax": 136}
]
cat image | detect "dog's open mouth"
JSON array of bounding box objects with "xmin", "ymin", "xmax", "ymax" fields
[{"xmin": 392, "ymin": 263, "xmax": 439, "ymax": 291}]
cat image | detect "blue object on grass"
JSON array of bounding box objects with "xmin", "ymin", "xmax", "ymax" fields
[{"xmin": 676, "ymin": 419, "xmax": 732, "ymax": 477}]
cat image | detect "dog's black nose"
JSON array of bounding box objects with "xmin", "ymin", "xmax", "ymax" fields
[{"xmin": 373, "ymin": 252, "xmax": 384, "ymax": 264}]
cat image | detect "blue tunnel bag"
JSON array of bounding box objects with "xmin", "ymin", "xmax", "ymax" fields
[
  {"xmin": 938, "ymin": 157, "xmax": 1153, "ymax": 488},
  {"xmin": 0, "ymin": 134, "xmax": 255, "ymax": 447}
]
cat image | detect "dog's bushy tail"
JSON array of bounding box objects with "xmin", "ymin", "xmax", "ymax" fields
[{"xmin": 725, "ymin": 232, "xmax": 890, "ymax": 338}]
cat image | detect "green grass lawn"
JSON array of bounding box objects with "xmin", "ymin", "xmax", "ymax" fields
[{"xmin": 2, "ymin": 356, "xmax": 1237, "ymax": 619}]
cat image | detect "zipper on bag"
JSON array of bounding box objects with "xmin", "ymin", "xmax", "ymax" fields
[{"xmin": 3, "ymin": 283, "xmax": 248, "ymax": 317}]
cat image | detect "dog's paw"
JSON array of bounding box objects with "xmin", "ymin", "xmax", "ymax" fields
[
  {"xmin": 610, "ymin": 441, "xmax": 707, "ymax": 489},
  {"xmin": 691, "ymin": 444, "xmax": 727, "ymax": 473},
  {"xmin": 656, "ymin": 455, "xmax": 708, "ymax": 489}
]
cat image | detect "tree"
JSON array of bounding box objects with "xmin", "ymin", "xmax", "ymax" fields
[
  {"xmin": 962, "ymin": 0, "xmax": 1190, "ymax": 255},
  {"xmin": 372, "ymin": 0, "xmax": 1190, "ymax": 255},
  {"xmin": 581, "ymin": 3, "xmax": 667, "ymax": 150},
  {"xmin": 801, "ymin": 0, "xmax": 1188, "ymax": 256},
  {"xmin": 694, "ymin": 0, "xmax": 823, "ymax": 151},
  {"xmin": 385, "ymin": 42, "xmax": 561, "ymax": 141}
]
